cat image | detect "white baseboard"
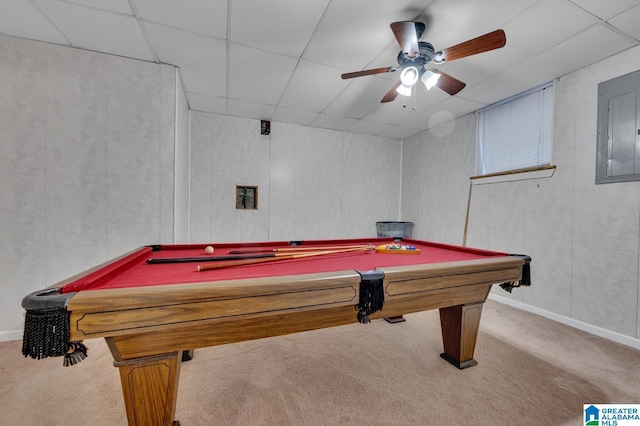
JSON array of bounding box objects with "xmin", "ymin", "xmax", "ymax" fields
[
  {"xmin": 489, "ymin": 294, "xmax": 640, "ymax": 351},
  {"xmin": 0, "ymin": 329, "xmax": 23, "ymax": 342}
]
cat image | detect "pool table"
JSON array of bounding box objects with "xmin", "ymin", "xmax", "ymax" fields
[{"xmin": 22, "ymin": 237, "xmax": 530, "ymax": 426}]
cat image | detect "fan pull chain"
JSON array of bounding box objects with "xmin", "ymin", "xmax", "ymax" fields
[{"xmin": 402, "ymin": 85, "xmax": 411, "ymax": 108}]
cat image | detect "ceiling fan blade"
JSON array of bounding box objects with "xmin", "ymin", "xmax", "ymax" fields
[
  {"xmin": 390, "ymin": 21, "xmax": 419, "ymax": 58},
  {"xmin": 434, "ymin": 71, "xmax": 466, "ymax": 95},
  {"xmin": 435, "ymin": 29, "xmax": 506, "ymax": 63},
  {"xmin": 341, "ymin": 67, "xmax": 396, "ymax": 79},
  {"xmin": 381, "ymin": 81, "xmax": 402, "ymax": 103}
]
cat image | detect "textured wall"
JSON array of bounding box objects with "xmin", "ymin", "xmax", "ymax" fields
[
  {"xmin": 402, "ymin": 45, "xmax": 640, "ymax": 341},
  {"xmin": 174, "ymin": 71, "xmax": 191, "ymax": 243},
  {"xmin": 401, "ymin": 114, "xmax": 477, "ymax": 245},
  {"xmin": 0, "ymin": 34, "xmax": 177, "ymax": 340},
  {"xmin": 189, "ymin": 112, "xmax": 402, "ymax": 243}
]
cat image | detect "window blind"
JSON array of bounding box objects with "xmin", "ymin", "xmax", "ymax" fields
[{"xmin": 477, "ymin": 83, "xmax": 553, "ymax": 175}]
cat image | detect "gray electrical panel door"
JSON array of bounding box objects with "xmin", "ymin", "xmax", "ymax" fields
[{"xmin": 596, "ymin": 69, "xmax": 640, "ymax": 184}]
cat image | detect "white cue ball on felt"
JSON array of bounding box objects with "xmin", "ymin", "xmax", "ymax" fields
[{"xmin": 205, "ymin": 246, "xmax": 214, "ymax": 254}]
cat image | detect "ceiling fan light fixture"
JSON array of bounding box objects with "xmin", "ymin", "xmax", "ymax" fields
[
  {"xmin": 342, "ymin": 24, "xmax": 506, "ymax": 104},
  {"xmin": 399, "ymin": 66, "xmax": 419, "ymax": 86},
  {"xmin": 421, "ymin": 69, "xmax": 441, "ymax": 90},
  {"xmin": 395, "ymin": 84, "xmax": 412, "ymax": 96}
]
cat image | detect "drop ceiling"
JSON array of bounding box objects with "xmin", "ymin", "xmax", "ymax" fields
[{"xmin": 1, "ymin": 0, "xmax": 639, "ymax": 139}]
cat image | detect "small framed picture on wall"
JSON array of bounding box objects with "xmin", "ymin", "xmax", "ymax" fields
[{"xmin": 236, "ymin": 186, "xmax": 258, "ymax": 210}]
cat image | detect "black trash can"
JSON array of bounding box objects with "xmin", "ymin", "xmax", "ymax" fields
[{"xmin": 376, "ymin": 221, "xmax": 414, "ymax": 239}]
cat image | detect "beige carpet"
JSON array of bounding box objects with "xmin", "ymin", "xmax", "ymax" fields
[{"xmin": 2, "ymin": 300, "xmax": 639, "ymax": 425}]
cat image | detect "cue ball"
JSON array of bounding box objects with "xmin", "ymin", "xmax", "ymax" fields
[{"xmin": 205, "ymin": 246, "xmax": 214, "ymax": 254}]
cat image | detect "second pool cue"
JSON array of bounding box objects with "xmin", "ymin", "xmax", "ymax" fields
[
  {"xmin": 198, "ymin": 246, "xmax": 373, "ymax": 272},
  {"xmin": 227, "ymin": 244, "xmax": 371, "ymax": 254},
  {"xmin": 462, "ymin": 179, "xmax": 473, "ymax": 247}
]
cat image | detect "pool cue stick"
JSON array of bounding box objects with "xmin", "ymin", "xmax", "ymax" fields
[
  {"xmin": 461, "ymin": 179, "xmax": 473, "ymax": 247},
  {"xmin": 198, "ymin": 246, "xmax": 373, "ymax": 272},
  {"xmin": 146, "ymin": 253, "xmax": 277, "ymax": 264},
  {"xmin": 227, "ymin": 244, "xmax": 371, "ymax": 254}
]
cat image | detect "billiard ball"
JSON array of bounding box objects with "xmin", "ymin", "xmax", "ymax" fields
[{"xmin": 205, "ymin": 246, "xmax": 214, "ymax": 254}]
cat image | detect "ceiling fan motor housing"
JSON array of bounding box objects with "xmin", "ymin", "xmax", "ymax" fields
[{"xmin": 397, "ymin": 41, "xmax": 435, "ymax": 69}]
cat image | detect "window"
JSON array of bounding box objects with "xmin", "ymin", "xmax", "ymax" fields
[{"xmin": 476, "ymin": 82, "xmax": 553, "ymax": 176}]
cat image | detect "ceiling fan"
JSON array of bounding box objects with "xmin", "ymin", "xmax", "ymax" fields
[{"xmin": 341, "ymin": 22, "xmax": 506, "ymax": 103}]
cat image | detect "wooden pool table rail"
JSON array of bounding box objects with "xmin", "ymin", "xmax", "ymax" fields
[{"xmin": 64, "ymin": 256, "xmax": 523, "ymax": 358}]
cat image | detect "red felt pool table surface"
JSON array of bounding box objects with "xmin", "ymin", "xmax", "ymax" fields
[{"xmin": 60, "ymin": 237, "xmax": 508, "ymax": 293}]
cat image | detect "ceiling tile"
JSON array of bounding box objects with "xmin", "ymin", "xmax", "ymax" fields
[
  {"xmin": 188, "ymin": 92, "xmax": 227, "ymax": 114},
  {"xmin": 228, "ymin": 99, "xmax": 275, "ymax": 120},
  {"xmin": 569, "ymin": 0, "xmax": 640, "ymax": 20},
  {"xmin": 378, "ymin": 125, "xmax": 419, "ymax": 139},
  {"xmin": 432, "ymin": 0, "xmax": 600, "ymax": 98},
  {"xmin": 399, "ymin": 97, "xmax": 483, "ymax": 130},
  {"xmin": 272, "ymin": 107, "xmax": 320, "ymax": 126},
  {"xmin": 230, "ymin": 0, "xmax": 330, "ymax": 57},
  {"xmin": 310, "ymin": 113, "xmax": 358, "ymax": 131},
  {"xmin": 414, "ymin": 0, "xmax": 537, "ymax": 55},
  {"xmin": 229, "ymin": 44, "xmax": 299, "ymax": 104},
  {"xmin": 34, "ymin": 0, "xmax": 154, "ymax": 61},
  {"xmin": 303, "ymin": 0, "xmax": 434, "ymax": 70},
  {"xmin": 461, "ymin": 71, "xmax": 545, "ymax": 108},
  {"xmin": 528, "ymin": 23, "xmax": 637, "ymax": 78},
  {"xmin": 362, "ymin": 102, "xmax": 420, "ymax": 126},
  {"xmin": 362, "ymin": 88, "xmax": 450, "ymax": 124},
  {"xmin": 344, "ymin": 119, "xmax": 393, "ymax": 136},
  {"xmin": 279, "ymin": 60, "xmax": 350, "ymax": 112},
  {"xmin": 60, "ymin": 0, "xmax": 132, "ymax": 14},
  {"xmin": 133, "ymin": 0, "xmax": 226, "ymax": 39},
  {"xmin": 145, "ymin": 22, "xmax": 227, "ymax": 96},
  {"xmin": 500, "ymin": 0, "xmax": 600, "ymax": 63},
  {"xmin": 608, "ymin": 4, "xmax": 640, "ymax": 41},
  {"xmin": 0, "ymin": 0, "xmax": 69, "ymax": 45},
  {"xmin": 437, "ymin": 56, "xmax": 506, "ymax": 98},
  {"xmin": 362, "ymin": 43, "xmax": 405, "ymax": 78},
  {"xmin": 324, "ymin": 77, "xmax": 395, "ymax": 118},
  {"xmin": 463, "ymin": 23, "xmax": 637, "ymax": 106}
]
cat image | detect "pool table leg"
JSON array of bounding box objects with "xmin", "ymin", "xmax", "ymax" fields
[
  {"xmin": 113, "ymin": 352, "xmax": 181, "ymax": 426},
  {"xmin": 439, "ymin": 302, "xmax": 484, "ymax": 369}
]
